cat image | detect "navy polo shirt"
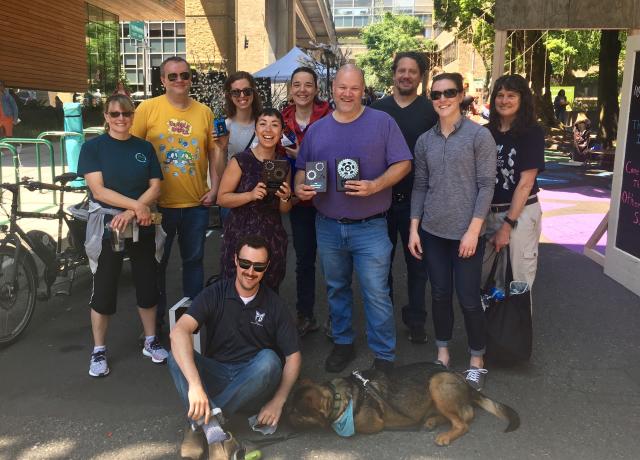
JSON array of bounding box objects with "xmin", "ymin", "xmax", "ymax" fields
[{"xmin": 186, "ymin": 279, "xmax": 300, "ymax": 363}]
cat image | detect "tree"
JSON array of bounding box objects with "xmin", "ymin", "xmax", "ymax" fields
[
  {"xmin": 544, "ymin": 31, "xmax": 600, "ymax": 84},
  {"xmin": 598, "ymin": 30, "xmax": 622, "ymax": 149},
  {"xmin": 357, "ymin": 13, "xmax": 437, "ymax": 89}
]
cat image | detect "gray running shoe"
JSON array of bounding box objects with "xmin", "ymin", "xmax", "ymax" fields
[
  {"xmin": 89, "ymin": 350, "xmax": 110, "ymax": 378},
  {"xmin": 142, "ymin": 338, "xmax": 169, "ymax": 364},
  {"xmin": 463, "ymin": 366, "xmax": 488, "ymax": 391}
]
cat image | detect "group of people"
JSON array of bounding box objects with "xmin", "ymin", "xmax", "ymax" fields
[{"xmin": 76, "ymin": 53, "xmax": 545, "ymax": 459}]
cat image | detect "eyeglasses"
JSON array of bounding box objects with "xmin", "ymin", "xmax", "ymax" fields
[
  {"xmin": 107, "ymin": 111, "xmax": 133, "ymax": 118},
  {"xmin": 166, "ymin": 72, "xmax": 191, "ymax": 82},
  {"xmin": 229, "ymin": 88, "xmax": 254, "ymax": 98},
  {"xmin": 430, "ymin": 89, "xmax": 460, "ymax": 100},
  {"xmin": 237, "ymin": 258, "xmax": 269, "ymax": 272}
]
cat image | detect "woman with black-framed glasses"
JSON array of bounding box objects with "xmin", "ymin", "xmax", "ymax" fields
[
  {"xmin": 78, "ymin": 94, "xmax": 167, "ymax": 378},
  {"xmin": 408, "ymin": 72, "xmax": 496, "ymax": 391}
]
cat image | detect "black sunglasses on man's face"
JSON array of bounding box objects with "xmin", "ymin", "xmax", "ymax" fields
[{"xmin": 166, "ymin": 72, "xmax": 191, "ymax": 82}]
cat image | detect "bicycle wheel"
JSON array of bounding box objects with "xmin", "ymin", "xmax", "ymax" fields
[{"xmin": 0, "ymin": 246, "xmax": 37, "ymax": 345}]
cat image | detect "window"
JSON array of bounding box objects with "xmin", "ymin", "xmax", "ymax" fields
[
  {"xmin": 149, "ymin": 22, "xmax": 162, "ymax": 37},
  {"xmin": 334, "ymin": 0, "xmax": 354, "ymax": 7},
  {"xmin": 354, "ymin": 15, "xmax": 369, "ymax": 27},
  {"xmin": 126, "ymin": 70, "xmax": 138, "ymax": 84},
  {"xmin": 150, "ymin": 54, "xmax": 163, "ymax": 67},
  {"xmin": 442, "ymin": 40, "xmax": 458, "ymax": 66},
  {"xmin": 176, "ymin": 38, "xmax": 186, "ymax": 53},
  {"xmin": 162, "ymin": 22, "xmax": 175, "ymax": 37},
  {"xmin": 150, "ymin": 39, "xmax": 162, "ymax": 53},
  {"xmin": 124, "ymin": 55, "xmax": 137, "ymax": 68},
  {"xmin": 176, "ymin": 22, "xmax": 185, "ymax": 37},
  {"xmin": 163, "ymin": 40, "xmax": 175, "ymax": 53},
  {"xmin": 86, "ymin": 3, "xmax": 120, "ymax": 93}
]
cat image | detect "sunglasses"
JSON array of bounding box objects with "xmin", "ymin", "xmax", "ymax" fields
[
  {"xmin": 238, "ymin": 258, "xmax": 269, "ymax": 272},
  {"xmin": 229, "ymin": 88, "xmax": 254, "ymax": 98},
  {"xmin": 107, "ymin": 111, "xmax": 133, "ymax": 118},
  {"xmin": 430, "ymin": 89, "xmax": 460, "ymax": 100},
  {"xmin": 166, "ymin": 71, "xmax": 191, "ymax": 82}
]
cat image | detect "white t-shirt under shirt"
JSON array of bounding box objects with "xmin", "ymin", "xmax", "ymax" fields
[{"xmin": 225, "ymin": 118, "xmax": 258, "ymax": 160}]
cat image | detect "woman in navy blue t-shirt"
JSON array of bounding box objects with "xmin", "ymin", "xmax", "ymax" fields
[{"xmin": 78, "ymin": 94, "xmax": 167, "ymax": 378}]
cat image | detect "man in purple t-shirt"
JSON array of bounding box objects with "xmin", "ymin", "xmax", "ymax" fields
[{"xmin": 295, "ymin": 64, "xmax": 412, "ymax": 373}]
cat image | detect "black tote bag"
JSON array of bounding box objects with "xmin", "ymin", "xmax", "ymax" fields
[{"xmin": 483, "ymin": 248, "xmax": 533, "ymax": 366}]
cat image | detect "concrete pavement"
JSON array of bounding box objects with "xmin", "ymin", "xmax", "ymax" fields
[{"xmin": 1, "ymin": 155, "xmax": 640, "ymax": 459}]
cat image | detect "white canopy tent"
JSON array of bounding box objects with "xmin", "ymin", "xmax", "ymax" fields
[{"xmin": 253, "ymin": 47, "xmax": 326, "ymax": 83}]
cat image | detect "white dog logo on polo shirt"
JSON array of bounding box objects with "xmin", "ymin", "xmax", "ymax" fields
[{"xmin": 252, "ymin": 311, "xmax": 266, "ymax": 327}]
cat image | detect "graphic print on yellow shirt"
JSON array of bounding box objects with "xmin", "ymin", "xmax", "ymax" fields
[{"xmin": 131, "ymin": 95, "xmax": 214, "ymax": 208}]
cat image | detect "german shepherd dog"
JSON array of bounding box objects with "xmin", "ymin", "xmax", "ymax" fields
[{"xmin": 288, "ymin": 362, "xmax": 520, "ymax": 446}]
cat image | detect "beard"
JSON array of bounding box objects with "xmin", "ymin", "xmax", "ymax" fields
[{"xmin": 396, "ymin": 85, "xmax": 416, "ymax": 96}]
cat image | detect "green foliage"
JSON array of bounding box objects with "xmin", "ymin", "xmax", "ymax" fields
[
  {"xmin": 357, "ymin": 13, "xmax": 437, "ymax": 89},
  {"xmin": 544, "ymin": 31, "xmax": 600, "ymax": 81},
  {"xmin": 434, "ymin": 1, "xmax": 495, "ymax": 81}
]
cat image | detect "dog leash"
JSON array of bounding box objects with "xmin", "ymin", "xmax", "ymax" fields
[{"xmin": 350, "ymin": 370, "xmax": 421, "ymax": 425}]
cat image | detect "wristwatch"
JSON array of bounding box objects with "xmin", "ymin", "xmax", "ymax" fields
[{"xmin": 503, "ymin": 216, "xmax": 518, "ymax": 229}]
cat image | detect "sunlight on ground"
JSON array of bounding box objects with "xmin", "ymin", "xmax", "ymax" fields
[
  {"xmin": 91, "ymin": 442, "xmax": 175, "ymax": 460},
  {"xmin": 13, "ymin": 439, "xmax": 76, "ymax": 460}
]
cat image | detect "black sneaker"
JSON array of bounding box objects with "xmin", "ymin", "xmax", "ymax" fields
[
  {"xmin": 325, "ymin": 343, "xmax": 355, "ymax": 373},
  {"xmin": 372, "ymin": 358, "xmax": 394, "ymax": 375},
  {"xmin": 296, "ymin": 315, "xmax": 319, "ymax": 337},
  {"xmin": 408, "ymin": 326, "xmax": 428, "ymax": 344}
]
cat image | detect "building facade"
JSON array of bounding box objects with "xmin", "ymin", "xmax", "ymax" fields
[
  {"xmin": 120, "ymin": 21, "xmax": 187, "ymax": 94},
  {"xmin": 330, "ymin": 1, "xmax": 434, "ymax": 60}
]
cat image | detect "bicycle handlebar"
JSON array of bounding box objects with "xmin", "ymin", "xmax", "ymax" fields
[{"xmin": 0, "ymin": 181, "xmax": 86, "ymax": 194}]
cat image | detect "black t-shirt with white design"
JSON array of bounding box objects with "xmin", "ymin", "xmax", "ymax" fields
[
  {"xmin": 490, "ymin": 124, "xmax": 546, "ymax": 204},
  {"xmin": 186, "ymin": 279, "xmax": 300, "ymax": 363}
]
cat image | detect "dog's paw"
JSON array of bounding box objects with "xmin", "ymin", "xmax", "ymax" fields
[{"xmin": 435, "ymin": 433, "xmax": 452, "ymax": 447}]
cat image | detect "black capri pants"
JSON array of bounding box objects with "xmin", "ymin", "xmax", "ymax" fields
[{"xmin": 90, "ymin": 232, "xmax": 159, "ymax": 315}]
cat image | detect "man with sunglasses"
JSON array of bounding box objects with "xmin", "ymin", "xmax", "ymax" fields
[
  {"xmin": 371, "ymin": 52, "xmax": 438, "ymax": 345},
  {"xmin": 168, "ymin": 235, "xmax": 300, "ymax": 459},
  {"xmin": 132, "ymin": 56, "xmax": 225, "ymax": 334},
  {"xmin": 295, "ymin": 64, "xmax": 412, "ymax": 374}
]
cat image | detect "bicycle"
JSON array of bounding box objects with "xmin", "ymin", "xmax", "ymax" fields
[{"xmin": 0, "ymin": 172, "xmax": 89, "ymax": 345}]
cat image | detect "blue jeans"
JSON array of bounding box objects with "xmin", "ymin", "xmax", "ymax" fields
[
  {"xmin": 421, "ymin": 229, "xmax": 486, "ymax": 356},
  {"xmin": 387, "ymin": 200, "xmax": 428, "ymax": 328},
  {"xmin": 157, "ymin": 205, "xmax": 209, "ymax": 324},
  {"xmin": 316, "ymin": 214, "xmax": 395, "ymax": 361},
  {"xmin": 289, "ymin": 205, "xmax": 317, "ymax": 319},
  {"xmin": 168, "ymin": 349, "xmax": 282, "ymax": 418}
]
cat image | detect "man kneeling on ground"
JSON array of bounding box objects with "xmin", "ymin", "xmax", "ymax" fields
[{"xmin": 168, "ymin": 234, "xmax": 301, "ymax": 460}]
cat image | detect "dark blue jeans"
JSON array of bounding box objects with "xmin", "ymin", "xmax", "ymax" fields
[
  {"xmin": 387, "ymin": 200, "xmax": 428, "ymax": 328},
  {"xmin": 168, "ymin": 349, "xmax": 282, "ymax": 418},
  {"xmin": 289, "ymin": 205, "xmax": 317, "ymax": 319},
  {"xmin": 316, "ymin": 214, "xmax": 395, "ymax": 361},
  {"xmin": 421, "ymin": 229, "xmax": 486, "ymax": 356},
  {"xmin": 157, "ymin": 205, "xmax": 209, "ymax": 324}
]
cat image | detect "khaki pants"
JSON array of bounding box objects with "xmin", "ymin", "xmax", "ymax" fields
[{"xmin": 482, "ymin": 201, "xmax": 542, "ymax": 291}]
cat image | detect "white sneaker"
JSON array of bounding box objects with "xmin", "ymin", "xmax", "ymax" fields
[
  {"xmin": 142, "ymin": 338, "xmax": 168, "ymax": 364},
  {"xmin": 89, "ymin": 350, "xmax": 110, "ymax": 377}
]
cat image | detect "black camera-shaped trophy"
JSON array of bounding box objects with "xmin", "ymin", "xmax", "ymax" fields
[
  {"xmin": 304, "ymin": 161, "xmax": 327, "ymax": 192},
  {"xmin": 213, "ymin": 117, "xmax": 228, "ymax": 137},
  {"xmin": 335, "ymin": 157, "xmax": 360, "ymax": 192},
  {"xmin": 262, "ymin": 159, "xmax": 290, "ymax": 193}
]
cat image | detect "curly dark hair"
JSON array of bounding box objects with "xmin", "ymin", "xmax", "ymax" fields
[
  {"xmin": 224, "ymin": 71, "xmax": 263, "ymax": 120},
  {"xmin": 392, "ymin": 51, "xmax": 427, "ymax": 75},
  {"xmin": 488, "ymin": 74, "xmax": 537, "ymax": 136}
]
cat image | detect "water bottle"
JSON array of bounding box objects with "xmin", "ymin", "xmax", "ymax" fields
[{"xmin": 489, "ymin": 287, "xmax": 505, "ymax": 301}]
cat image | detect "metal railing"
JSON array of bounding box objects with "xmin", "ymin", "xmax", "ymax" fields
[
  {"xmin": 0, "ymin": 142, "xmax": 20, "ymax": 186},
  {"xmin": 37, "ymin": 131, "xmax": 85, "ymax": 177}
]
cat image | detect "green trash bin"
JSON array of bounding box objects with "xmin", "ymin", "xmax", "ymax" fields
[{"xmin": 63, "ymin": 102, "xmax": 85, "ymax": 187}]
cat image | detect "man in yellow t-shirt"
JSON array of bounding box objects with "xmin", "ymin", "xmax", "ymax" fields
[{"xmin": 131, "ymin": 56, "xmax": 224, "ymax": 330}]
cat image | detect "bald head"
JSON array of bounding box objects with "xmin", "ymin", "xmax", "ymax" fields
[
  {"xmin": 332, "ymin": 64, "xmax": 366, "ymax": 117},
  {"xmin": 335, "ymin": 64, "xmax": 365, "ymax": 86}
]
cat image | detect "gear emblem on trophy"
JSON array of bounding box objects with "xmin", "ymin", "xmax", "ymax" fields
[{"xmin": 337, "ymin": 158, "xmax": 359, "ymax": 180}]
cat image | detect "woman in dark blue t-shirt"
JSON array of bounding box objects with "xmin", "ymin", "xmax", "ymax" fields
[
  {"xmin": 77, "ymin": 94, "xmax": 167, "ymax": 378},
  {"xmin": 483, "ymin": 74, "xmax": 545, "ymax": 297}
]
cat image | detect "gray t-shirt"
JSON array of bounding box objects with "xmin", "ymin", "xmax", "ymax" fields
[
  {"xmin": 225, "ymin": 118, "xmax": 257, "ymax": 159},
  {"xmin": 410, "ymin": 117, "xmax": 496, "ymax": 240}
]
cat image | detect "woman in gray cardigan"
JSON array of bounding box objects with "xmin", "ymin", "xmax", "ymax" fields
[{"xmin": 408, "ymin": 73, "xmax": 496, "ymax": 391}]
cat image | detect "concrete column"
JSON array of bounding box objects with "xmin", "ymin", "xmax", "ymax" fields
[
  {"xmin": 490, "ymin": 29, "xmax": 508, "ymax": 91},
  {"xmin": 236, "ymin": 0, "xmax": 268, "ymax": 72},
  {"xmin": 275, "ymin": 0, "xmax": 295, "ymax": 57}
]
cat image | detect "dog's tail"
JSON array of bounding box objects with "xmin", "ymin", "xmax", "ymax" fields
[{"xmin": 473, "ymin": 393, "xmax": 520, "ymax": 432}]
